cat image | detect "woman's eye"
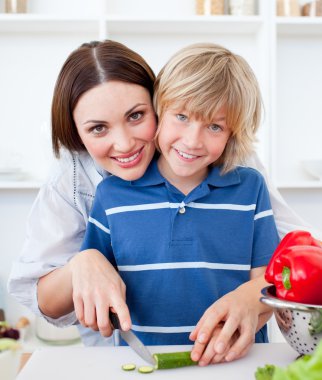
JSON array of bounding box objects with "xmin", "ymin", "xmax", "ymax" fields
[
  {"xmin": 176, "ymin": 114, "xmax": 187, "ymax": 122},
  {"xmin": 129, "ymin": 111, "xmax": 143, "ymax": 121},
  {"xmin": 90, "ymin": 125, "xmax": 107, "ymax": 135},
  {"xmin": 209, "ymin": 124, "xmax": 223, "ymax": 132}
]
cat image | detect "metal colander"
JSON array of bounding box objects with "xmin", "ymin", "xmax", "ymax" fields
[{"xmin": 261, "ymin": 286, "xmax": 322, "ymax": 355}]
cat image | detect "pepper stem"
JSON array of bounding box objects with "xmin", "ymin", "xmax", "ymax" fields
[{"xmin": 282, "ymin": 266, "xmax": 292, "ymax": 290}]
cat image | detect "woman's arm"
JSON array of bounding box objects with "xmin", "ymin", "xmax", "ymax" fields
[
  {"xmin": 7, "ymin": 179, "xmax": 86, "ymax": 327},
  {"xmin": 38, "ymin": 249, "xmax": 131, "ymax": 336},
  {"xmin": 8, "ymin": 153, "xmax": 96, "ymax": 326}
]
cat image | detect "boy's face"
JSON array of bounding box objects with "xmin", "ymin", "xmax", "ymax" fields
[
  {"xmin": 157, "ymin": 106, "xmax": 231, "ymax": 192},
  {"xmin": 74, "ymin": 81, "xmax": 156, "ymax": 181}
]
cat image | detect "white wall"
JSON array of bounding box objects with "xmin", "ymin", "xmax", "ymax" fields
[{"xmin": 0, "ymin": 189, "xmax": 38, "ymax": 324}]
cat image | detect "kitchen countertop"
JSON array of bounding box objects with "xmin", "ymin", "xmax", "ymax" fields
[{"xmin": 17, "ymin": 343, "xmax": 298, "ymax": 380}]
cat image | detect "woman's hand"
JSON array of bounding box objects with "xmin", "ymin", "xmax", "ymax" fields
[
  {"xmin": 68, "ymin": 249, "xmax": 131, "ymax": 336},
  {"xmin": 190, "ymin": 268, "xmax": 272, "ymax": 366}
]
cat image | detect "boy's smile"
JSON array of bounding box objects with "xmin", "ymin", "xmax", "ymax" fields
[{"xmin": 157, "ymin": 106, "xmax": 231, "ymax": 194}]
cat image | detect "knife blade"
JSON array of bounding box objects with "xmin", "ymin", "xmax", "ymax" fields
[{"xmin": 109, "ymin": 311, "xmax": 156, "ymax": 366}]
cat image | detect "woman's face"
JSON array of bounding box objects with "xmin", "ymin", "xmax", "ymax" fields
[{"xmin": 74, "ymin": 81, "xmax": 157, "ymax": 181}]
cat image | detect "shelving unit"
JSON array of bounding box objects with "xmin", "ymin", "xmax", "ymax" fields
[{"xmin": 0, "ymin": 0, "xmax": 321, "ymax": 189}]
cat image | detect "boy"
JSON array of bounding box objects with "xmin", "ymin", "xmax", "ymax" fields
[{"xmin": 81, "ymin": 43, "xmax": 279, "ymax": 365}]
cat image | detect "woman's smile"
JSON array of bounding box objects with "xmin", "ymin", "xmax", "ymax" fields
[
  {"xmin": 74, "ymin": 81, "xmax": 157, "ymax": 181},
  {"xmin": 111, "ymin": 146, "xmax": 144, "ymax": 167}
]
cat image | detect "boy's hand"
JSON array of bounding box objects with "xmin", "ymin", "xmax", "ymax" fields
[
  {"xmin": 190, "ymin": 268, "xmax": 271, "ymax": 366},
  {"xmin": 190, "ymin": 290, "xmax": 257, "ymax": 366},
  {"xmin": 69, "ymin": 249, "xmax": 131, "ymax": 337}
]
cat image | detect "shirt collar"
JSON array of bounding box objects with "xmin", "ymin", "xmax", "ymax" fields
[
  {"xmin": 131, "ymin": 158, "xmax": 240, "ymax": 188},
  {"xmin": 131, "ymin": 158, "xmax": 166, "ymax": 187},
  {"xmin": 205, "ymin": 165, "xmax": 241, "ymax": 187}
]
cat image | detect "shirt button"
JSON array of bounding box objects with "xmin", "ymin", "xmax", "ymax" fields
[{"xmin": 179, "ymin": 207, "xmax": 186, "ymax": 214}]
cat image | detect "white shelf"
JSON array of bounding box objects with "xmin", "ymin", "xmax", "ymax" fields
[
  {"xmin": 104, "ymin": 15, "xmax": 263, "ymax": 35},
  {"xmin": 276, "ymin": 16, "xmax": 322, "ymax": 35},
  {"xmin": 0, "ymin": 181, "xmax": 42, "ymax": 189},
  {"xmin": 0, "ymin": 14, "xmax": 263, "ymax": 34},
  {"xmin": 0, "ymin": 14, "xmax": 98, "ymax": 33},
  {"xmin": 277, "ymin": 181, "xmax": 322, "ymax": 189}
]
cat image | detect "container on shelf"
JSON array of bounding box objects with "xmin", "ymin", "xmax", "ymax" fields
[
  {"xmin": 301, "ymin": 0, "xmax": 322, "ymax": 16},
  {"xmin": 195, "ymin": 0, "xmax": 205, "ymax": 14},
  {"xmin": 229, "ymin": 0, "xmax": 256, "ymax": 15},
  {"xmin": 210, "ymin": 0, "xmax": 225, "ymax": 15},
  {"xmin": 195, "ymin": 0, "xmax": 225, "ymax": 15},
  {"xmin": 5, "ymin": 0, "xmax": 28, "ymax": 13},
  {"xmin": 276, "ymin": 0, "xmax": 301, "ymax": 16}
]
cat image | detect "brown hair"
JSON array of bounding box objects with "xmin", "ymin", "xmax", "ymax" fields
[
  {"xmin": 154, "ymin": 43, "xmax": 262, "ymax": 173},
  {"xmin": 52, "ymin": 40, "xmax": 155, "ymax": 157}
]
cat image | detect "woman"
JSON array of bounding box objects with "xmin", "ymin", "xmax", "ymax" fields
[{"xmin": 8, "ymin": 39, "xmax": 321, "ymax": 361}]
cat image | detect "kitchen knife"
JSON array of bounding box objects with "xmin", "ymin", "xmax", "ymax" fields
[{"xmin": 109, "ymin": 311, "xmax": 156, "ymax": 366}]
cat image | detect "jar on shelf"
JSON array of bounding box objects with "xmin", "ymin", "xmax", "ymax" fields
[
  {"xmin": 229, "ymin": 0, "xmax": 256, "ymax": 16},
  {"xmin": 195, "ymin": 0, "xmax": 206, "ymax": 14},
  {"xmin": 5, "ymin": 0, "xmax": 28, "ymax": 13},
  {"xmin": 301, "ymin": 0, "xmax": 322, "ymax": 16},
  {"xmin": 210, "ymin": 0, "xmax": 225, "ymax": 15},
  {"xmin": 195, "ymin": 0, "xmax": 225, "ymax": 15},
  {"xmin": 276, "ymin": 0, "xmax": 301, "ymax": 16}
]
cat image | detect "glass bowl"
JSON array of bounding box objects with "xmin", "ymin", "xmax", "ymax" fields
[{"xmin": 0, "ymin": 348, "xmax": 21, "ymax": 380}]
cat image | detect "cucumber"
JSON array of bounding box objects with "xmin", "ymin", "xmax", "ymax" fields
[
  {"xmin": 153, "ymin": 351, "xmax": 197, "ymax": 370},
  {"xmin": 121, "ymin": 363, "xmax": 136, "ymax": 371},
  {"xmin": 138, "ymin": 366, "xmax": 154, "ymax": 374}
]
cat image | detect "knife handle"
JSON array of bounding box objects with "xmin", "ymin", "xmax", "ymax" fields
[{"xmin": 109, "ymin": 310, "xmax": 121, "ymax": 330}]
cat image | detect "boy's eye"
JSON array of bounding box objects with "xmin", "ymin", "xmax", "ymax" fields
[
  {"xmin": 176, "ymin": 114, "xmax": 188, "ymax": 122},
  {"xmin": 129, "ymin": 111, "xmax": 143, "ymax": 121},
  {"xmin": 209, "ymin": 124, "xmax": 223, "ymax": 132}
]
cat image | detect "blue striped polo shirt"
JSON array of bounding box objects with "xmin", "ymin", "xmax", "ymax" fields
[{"xmin": 81, "ymin": 158, "xmax": 280, "ymax": 345}]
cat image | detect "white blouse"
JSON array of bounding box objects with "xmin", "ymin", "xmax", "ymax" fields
[{"xmin": 7, "ymin": 150, "xmax": 321, "ymax": 346}]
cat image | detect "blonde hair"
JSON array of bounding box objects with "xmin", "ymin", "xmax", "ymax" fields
[{"xmin": 153, "ymin": 43, "xmax": 262, "ymax": 173}]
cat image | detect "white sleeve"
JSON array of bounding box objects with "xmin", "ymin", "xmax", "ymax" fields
[
  {"xmin": 246, "ymin": 153, "xmax": 322, "ymax": 240},
  {"xmin": 7, "ymin": 166, "xmax": 88, "ymax": 327}
]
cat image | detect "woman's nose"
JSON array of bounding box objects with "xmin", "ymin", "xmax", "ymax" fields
[{"xmin": 113, "ymin": 127, "xmax": 135, "ymax": 152}]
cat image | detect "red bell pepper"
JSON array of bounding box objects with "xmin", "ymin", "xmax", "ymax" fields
[
  {"xmin": 265, "ymin": 230, "xmax": 322, "ymax": 305},
  {"xmin": 265, "ymin": 230, "xmax": 321, "ymax": 282}
]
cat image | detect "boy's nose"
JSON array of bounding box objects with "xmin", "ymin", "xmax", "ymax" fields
[{"xmin": 183, "ymin": 125, "xmax": 203, "ymax": 149}]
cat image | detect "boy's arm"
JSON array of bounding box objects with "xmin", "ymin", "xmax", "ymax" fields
[{"xmin": 190, "ymin": 268, "xmax": 272, "ymax": 366}]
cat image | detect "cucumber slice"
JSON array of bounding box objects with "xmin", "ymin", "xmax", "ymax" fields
[
  {"xmin": 138, "ymin": 366, "xmax": 154, "ymax": 374},
  {"xmin": 153, "ymin": 351, "xmax": 197, "ymax": 369},
  {"xmin": 122, "ymin": 363, "xmax": 136, "ymax": 371}
]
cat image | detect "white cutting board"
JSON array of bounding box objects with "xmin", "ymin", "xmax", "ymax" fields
[{"xmin": 17, "ymin": 343, "xmax": 297, "ymax": 380}]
